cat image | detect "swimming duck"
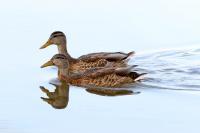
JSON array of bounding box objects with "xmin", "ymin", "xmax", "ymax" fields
[
  {"xmin": 41, "ymin": 54, "xmax": 145, "ymax": 88},
  {"xmin": 40, "ymin": 31, "xmax": 134, "ymax": 73}
]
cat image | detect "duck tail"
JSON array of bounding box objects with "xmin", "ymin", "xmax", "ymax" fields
[
  {"xmin": 116, "ymin": 65, "xmax": 138, "ymax": 73},
  {"xmin": 129, "ymin": 72, "xmax": 147, "ymax": 81},
  {"xmin": 121, "ymin": 51, "xmax": 135, "ymax": 61}
]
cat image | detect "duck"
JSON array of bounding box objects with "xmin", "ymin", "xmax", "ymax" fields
[
  {"xmin": 40, "ymin": 31, "xmax": 134, "ymax": 73},
  {"xmin": 41, "ymin": 54, "xmax": 146, "ymax": 88}
]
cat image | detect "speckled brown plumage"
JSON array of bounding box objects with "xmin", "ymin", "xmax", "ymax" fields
[
  {"xmin": 69, "ymin": 59, "xmax": 128, "ymax": 73},
  {"xmin": 63, "ymin": 67, "xmax": 145, "ymax": 88},
  {"xmin": 40, "ymin": 31, "xmax": 134, "ymax": 73},
  {"xmin": 42, "ymin": 54, "xmax": 145, "ymax": 88}
]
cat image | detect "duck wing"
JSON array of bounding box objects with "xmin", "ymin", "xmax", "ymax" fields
[
  {"xmin": 71, "ymin": 65, "xmax": 139, "ymax": 79},
  {"xmin": 78, "ymin": 51, "xmax": 135, "ymax": 62},
  {"xmin": 70, "ymin": 65, "xmax": 146, "ymax": 82},
  {"xmin": 70, "ymin": 67, "xmax": 116, "ymax": 79}
]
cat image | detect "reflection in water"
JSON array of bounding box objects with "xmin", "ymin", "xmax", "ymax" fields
[
  {"xmin": 40, "ymin": 82, "xmax": 69, "ymax": 109},
  {"xmin": 40, "ymin": 81, "xmax": 139, "ymax": 109},
  {"xmin": 86, "ymin": 88, "xmax": 139, "ymax": 96}
]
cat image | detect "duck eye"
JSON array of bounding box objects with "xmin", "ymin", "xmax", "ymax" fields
[{"xmin": 56, "ymin": 56, "xmax": 65, "ymax": 59}]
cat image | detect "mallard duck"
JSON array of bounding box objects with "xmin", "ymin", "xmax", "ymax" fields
[
  {"xmin": 41, "ymin": 54, "xmax": 145, "ymax": 88},
  {"xmin": 40, "ymin": 31, "xmax": 134, "ymax": 73}
]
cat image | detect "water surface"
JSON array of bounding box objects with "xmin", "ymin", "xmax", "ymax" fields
[{"xmin": 1, "ymin": 47, "xmax": 200, "ymax": 133}]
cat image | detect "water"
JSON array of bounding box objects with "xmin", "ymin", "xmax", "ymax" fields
[
  {"xmin": 135, "ymin": 48, "xmax": 200, "ymax": 91},
  {"xmin": 1, "ymin": 47, "xmax": 200, "ymax": 133},
  {"xmin": 1, "ymin": 0, "xmax": 200, "ymax": 132}
]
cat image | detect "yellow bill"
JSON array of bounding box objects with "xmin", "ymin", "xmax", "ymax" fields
[
  {"xmin": 40, "ymin": 60, "xmax": 54, "ymax": 68},
  {"xmin": 40, "ymin": 40, "xmax": 51, "ymax": 49}
]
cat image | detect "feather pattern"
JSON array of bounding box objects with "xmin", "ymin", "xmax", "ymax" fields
[
  {"xmin": 63, "ymin": 66, "xmax": 146, "ymax": 88},
  {"xmin": 40, "ymin": 31, "xmax": 135, "ymax": 73}
]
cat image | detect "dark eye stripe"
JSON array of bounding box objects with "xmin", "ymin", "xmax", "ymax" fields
[
  {"xmin": 51, "ymin": 31, "xmax": 64, "ymax": 36},
  {"xmin": 56, "ymin": 56, "xmax": 65, "ymax": 59},
  {"xmin": 52, "ymin": 31, "xmax": 63, "ymax": 34},
  {"xmin": 52, "ymin": 54, "xmax": 67, "ymax": 60},
  {"xmin": 50, "ymin": 34, "xmax": 65, "ymax": 39}
]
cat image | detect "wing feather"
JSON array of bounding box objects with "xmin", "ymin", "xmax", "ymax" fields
[{"xmin": 78, "ymin": 51, "xmax": 135, "ymax": 62}]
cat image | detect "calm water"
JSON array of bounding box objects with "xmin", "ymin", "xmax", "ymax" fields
[
  {"xmin": 1, "ymin": 47, "xmax": 200, "ymax": 133},
  {"xmin": 1, "ymin": 0, "xmax": 200, "ymax": 132}
]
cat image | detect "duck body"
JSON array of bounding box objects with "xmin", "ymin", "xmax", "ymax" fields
[
  {"xmin": 68, "ymin": 51, "xmax": 134, "ymax": 73},
  {"xmin": 41, "ymin": 54, "xmax": 145, "ymax": 88},
  {"xmin": 69, "ymin": 59, "xmax": 108, "ymax": 73},
  {"xmin": 62, "ymin": 66, "xmax": 144, "ymax": 88}
]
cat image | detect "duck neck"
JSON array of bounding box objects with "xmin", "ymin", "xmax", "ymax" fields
[
  {"xmin": 58, "ymin": 39, "xmax": 73, "ymax": 60},
  {"xmin": 59, "ymin": 67, "xmax": 69, "ymax": 79}
]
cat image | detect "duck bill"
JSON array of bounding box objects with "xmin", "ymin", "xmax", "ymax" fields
[
  {"xmin": 40, "ymin": 60, "xmax": 54, "ymax": 68},
  {"xmin": 40, "ymin": 39, "xmax": 51, "ymax": 49}
]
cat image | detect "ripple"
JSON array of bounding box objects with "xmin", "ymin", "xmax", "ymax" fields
[{"xmin": 134, "ymin": 47, "xmax": 200, "ymax": 92}]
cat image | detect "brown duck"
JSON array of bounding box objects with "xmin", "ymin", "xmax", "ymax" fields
[
  {"xmin": 40, "ymin": 31, "xmax": 134, "ymax": 73},
  {"xmin": 41, "ymin": 54, "xmax": 145, "ymax": 88}
]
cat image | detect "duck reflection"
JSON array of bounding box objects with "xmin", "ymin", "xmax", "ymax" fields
[
  {"xmin": 40, "ymin": 81, "xmax": 69, "ymax": 109},
  {"xmin": 40, "ymin": 81, "xmax": 140, "ymax": 109},
  {"xmin": 86, "ymin": 88, "xmax": 139, "ymax": 96}
]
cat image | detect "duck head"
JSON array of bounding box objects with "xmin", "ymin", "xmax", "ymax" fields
[
  {"xmin": 40, "ymin": 31, "xmax": 66, "ymax": 49},
  {"xmin": 41, "ymin": 54, "xmax": 69, "ymax": 69}
]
